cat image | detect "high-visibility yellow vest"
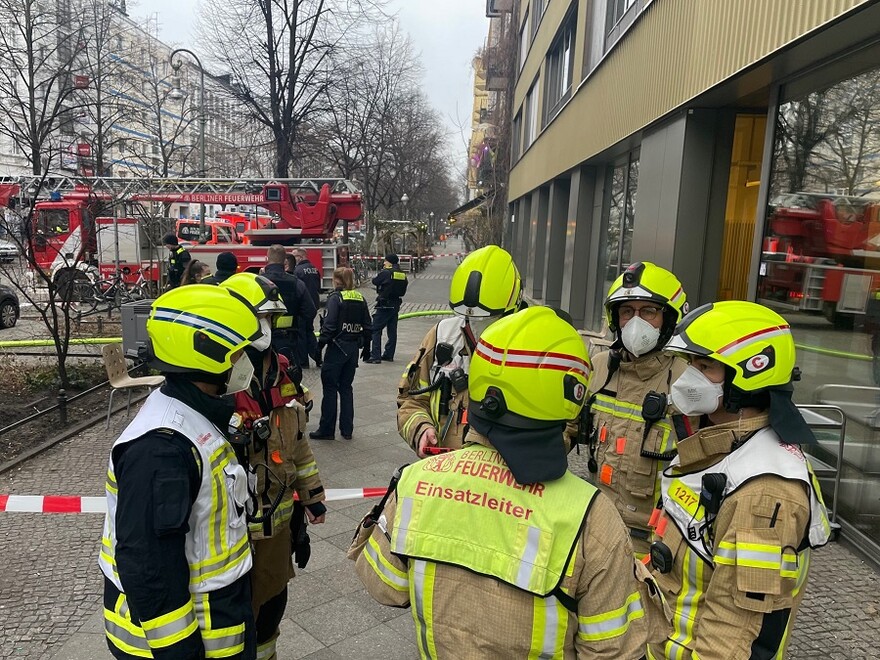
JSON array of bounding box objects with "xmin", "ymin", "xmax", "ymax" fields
[
  {"xmin": 392, "ymin": 444, "xmax": 596, "ymax": 597},
  {"xmin": 99, "ymin": 390, "xmax": 252, "ymax": 657}
]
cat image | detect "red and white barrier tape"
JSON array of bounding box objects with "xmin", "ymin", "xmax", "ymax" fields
[
  {"xmin": 357, "ymin": 252, "xmax": 466, "ymax": 260},
  {"xmin": 0, "ymin": 488, "xmax": 389, "ymax": 514},
  {"xmin": 422, "ymin": 252, "xmax": 467, "ymax": 259}
]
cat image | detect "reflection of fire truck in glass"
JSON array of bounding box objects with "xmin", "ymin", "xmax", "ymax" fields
[
  {"xmin": 758, "ymin": 192, "xmax": 880, "ymax": 325},
  {"xmin": 0, "ymin": 177, "xmax": 363, "ymax": 292}
]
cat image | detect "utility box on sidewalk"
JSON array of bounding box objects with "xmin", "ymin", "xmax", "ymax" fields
[{"xmin": 121, "ymin": 300, "xmax": 155, "ymax": 358}]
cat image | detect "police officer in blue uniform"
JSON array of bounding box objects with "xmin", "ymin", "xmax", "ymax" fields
[
  {"xmin": 262, "ymin": 245, "xmax": 317, "ymax": 369},
  {"xmin": 310, "ymin": 267, "xmax": 372, "ymax": 441},
  {"xmin": 368, "ymin": 253, "xmax": 407, "ymax": 363},
  {"xmin": 292, "ymin": 248, "xmax": 322, "ymax": 368}
]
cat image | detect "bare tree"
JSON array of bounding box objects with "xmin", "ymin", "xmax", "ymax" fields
[
  {"xmin": 70, "ymin": 0, "xmax": 143, "ymax": 176},
  {"xmin": 198, "ymin": 0, "xmax": 385, "ymax": 178},
  {"xmin": 0, "ymin": 0, "xmax": 86, "ymax": 174},
  {"xmin": 813, "ymin": 70, "xmax": 880, "ymax": 195},
  {"xmin": 0, "ymin": 175, "xmax": 104, "ymax": 389},
  {"xmin": 112, "ymin": 35, "xmax": 198, "ymax": 177}
]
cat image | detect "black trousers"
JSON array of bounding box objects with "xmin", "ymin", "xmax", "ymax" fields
[
  {"xmin": 317, "ymin": 341, "xmax": 359, "ymax": 436},
  {"xmin": 371, "ymin": 302, "xmax": 400, "ymax": 360}
]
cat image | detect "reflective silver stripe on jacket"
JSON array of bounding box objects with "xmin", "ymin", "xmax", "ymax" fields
[
  {"xmin": 412, "ymin": 560, "xmax": 434, "ymax": 659},
  {"xmin": 515, "ymin": 526, "xmax": 542, "ymax": 590},
  {"xmin": 366, "ymin": 538, "xmax": 409, "ymax": 589},
  {"xmin": 143, "ymin": 609, "xmax": 197, "ymax": 644},
  {"xmin": 393, "ymin": 496, "xmax": 414, "ymax": 554}
]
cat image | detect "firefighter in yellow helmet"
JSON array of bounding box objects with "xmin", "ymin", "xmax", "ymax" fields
[
  {"xmin": 221, "ymin": 273, "xmax": 326, "ymax": 660},
  {"xmin": 578, "ymin": 261, "xmax": 695, "ymax": 556},
  {"xmin": 396, "ymin": 244, "xmax": 523, "ymax": 457},
  {"xmin": 351, "ymin": 306, "xmax": 666, "ymax": 657},
  {"xmin": 647, "ymin": 301, "xmax": 831, "ymax": 659},
  {"xmin": 99, "ymin": 285, "xmax": 263, "ymax": 659}
]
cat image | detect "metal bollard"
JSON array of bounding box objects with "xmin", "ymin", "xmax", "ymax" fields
[
  {"xmin": 57, "ymin": 388, "xmax": 68, "ymax": 425},
  {"xmin": 97, "ymin": 316, "xmax": 103, "ymax": 334}
]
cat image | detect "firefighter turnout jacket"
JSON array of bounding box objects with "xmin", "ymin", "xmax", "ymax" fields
[
  {"xmin": 233, "ymin": 350, "xmax": 324, "ymax": 660},
  {"xmin": 99, "ymin": 383, "xmax": 253, "ymax": 659},
  {"xmin": 352, "ymin": 433, "xmax": 667, "ymax": 658},
  {"xmin": 647, "ymin": 414, "xmax": 831, "ymax": 660},
  {"xmin": 586, "ymin": 349, "xmax": 696, "ymax": 555},
  {"xmin": 233, "ymin": 351, "xmax": 325, "ymax": 540},
  {"xmin": 397, "ymin": 317, "xmax": 474, "ymax": 452}
]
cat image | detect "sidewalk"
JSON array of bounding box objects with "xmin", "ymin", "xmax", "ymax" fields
[{"xmin": 0, "ymin": 242, "xmax": 878, "ymax": 658}]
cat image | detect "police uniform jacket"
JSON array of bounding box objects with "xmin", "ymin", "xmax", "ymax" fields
[
  {"xmin": 167, "ymin": 246, "xmax": 191, "ymax": 288},
  {"xmin": 318, "ymin": 288, "xmax": 371, "ymax": 347},
  {"xmin": 352, "ymin": 431, "xmax": 667, "ymax": 659},
  {"xmin": 372, "ymin": 265, "xmax": 408, "ymax": 305},
  {"xmin": 648, "ymin": 414, "xmax": 824, "ymax": 660},
  {"xmin": 263, "ymin": 262, "xmax": 317, "ymax": 326},
  {"xmin": 293, "ymin": 258, "xmax": 321, "ymax": 308},
  {"xmin": 397, "ymin": 318, "xmax": 473, "ymax": 452},
  {"xmin": 586, "ymin": 349, "xmax": 696, "ymax": 554}
]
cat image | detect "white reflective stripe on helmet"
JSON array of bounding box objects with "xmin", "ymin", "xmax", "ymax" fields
[{"xmin": 476, "ymin": 339, "xmax": 590, "ymax": 380}]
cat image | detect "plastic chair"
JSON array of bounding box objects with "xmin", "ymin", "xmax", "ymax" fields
[{"xmin": 102, "ymin": 343, "xmax": 165, "ymax": 428}]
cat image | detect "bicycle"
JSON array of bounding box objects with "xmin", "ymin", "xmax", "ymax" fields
[
  {"xmin": 79, "ymin": 267, "xmax": 153, "ymax": 314},
  {"xmin": 351, "ymin": 255, "xmax": 370, "ymax": 287}
]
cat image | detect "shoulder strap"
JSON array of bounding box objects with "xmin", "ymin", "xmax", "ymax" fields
[{"xmin": 587, "ymin": 351, "xmax": 622, "ymax": 407}]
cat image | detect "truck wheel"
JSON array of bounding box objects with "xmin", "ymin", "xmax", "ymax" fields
[{"xmin": 822, "ymin": 302, "xmax": 854, "ymax": 330}]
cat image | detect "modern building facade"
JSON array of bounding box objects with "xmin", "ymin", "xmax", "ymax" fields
[{"xmin": 503, "ymin": 0, "xmax": 880, "ymax": 560}]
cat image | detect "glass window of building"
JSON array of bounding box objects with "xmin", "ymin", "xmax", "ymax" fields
[
  {"xmin": 593, "ymin": 152, "xmax": 639, "ymax": 329},
  {"xmin": 544, "ymin": 8, "xmax": 576, "ymax": 125},
  {"xmin": 757, "ymin": 63, "xmax": 880, "ymax": 549},
  {"xmin": 523, "ymin": 83, "xmax": 538, "ymax": 150},
  {"xmin": 531, "ymin": 0, "xmax": 546, "ymax": 36},
  {"xmin": 519, "ymin": 11, "xmax": 530, "ymax": 71},
  {"xmin": 512, "ymin": 111, "xmax": 522, "ymax": 160},
  {"xmin": 607, "ymin": 0, "xmax": 638, "ymax": 29}
]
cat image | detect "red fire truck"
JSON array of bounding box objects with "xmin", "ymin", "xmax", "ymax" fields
[
  {"xmin": 758, "ymin": 192, "xmax": 880, "ymax": 325},
  {"xmin": 0, "ymin": 176, "xmax": 362, "ymax": 292},
  {"xmin": 215, "ymin": 211, "xmax": 274, "ymax": 243}
]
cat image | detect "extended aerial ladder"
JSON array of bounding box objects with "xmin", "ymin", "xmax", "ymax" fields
[
  {"xmin": 0, "ymin": 175, "xmax": 363, "ymax": 290},
  {"xmin": 0, "ymin": 175, "xmax": 363, "ymax": 240}
]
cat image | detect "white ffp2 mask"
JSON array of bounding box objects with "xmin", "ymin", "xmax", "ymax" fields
[
  {"xmin": 250, "ymin": 317, "xmax": 273, "ymax": 352},
  {"xmin": 225, "ymin": 355, "xmax": 256, "ymax": 394},
  {"xmin": 670, "ymin": 365, "xmax": 724, "ymax": 416},
  {"xmin": 620, "ymin": 316, "xmax": 661, "ymax": 357}
]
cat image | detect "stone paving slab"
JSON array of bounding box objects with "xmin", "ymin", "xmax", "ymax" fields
[{"xmin": 0, "ymin": 243, "xmax": 878, "ymax": 658}]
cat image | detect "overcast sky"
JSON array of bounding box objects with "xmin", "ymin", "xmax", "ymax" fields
[{"xmin": 135, "ymin": 0, "xmax": 488, "ymax": 162}]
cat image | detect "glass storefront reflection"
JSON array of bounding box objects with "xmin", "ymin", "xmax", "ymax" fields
[
  {"xmin": 593, "ymin": 153, "xmax": 639, "ymax": 330},
  {"xmin": 758, "ymin": 66, "xmax": 880, "ymax": 549}
]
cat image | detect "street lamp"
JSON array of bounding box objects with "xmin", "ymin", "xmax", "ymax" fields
[
  {"xmin": 428, "ymin": 211, "xmax": 435, "ymax": 239},
  {"xmin": 170, "ymin": 48, "xmax": 207, "ymax": 243},
  {"xmin": 401, "ymin": 193, "xmax": 409, "ymax": 223}
]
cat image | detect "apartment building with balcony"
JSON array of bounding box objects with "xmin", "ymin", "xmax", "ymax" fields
[
  {"xmin": 505, "ymin": 0, "xmax": 880, "ymax": 561},
  {"xmin": 0, "ymin": 1, "xmax": 246, "ymax": 180},
  {"xmin": 450, "ymin": 3, "xmax": 516, "ymax": 242}
]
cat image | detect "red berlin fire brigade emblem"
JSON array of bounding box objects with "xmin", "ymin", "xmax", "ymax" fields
[
  {"xmin": 746, "ymin": 354, "xmax": 770, "ymax": 373},
  {"xmin": 196, "ymin": 432, "xmax": 213, "ymax": 445},
  {"xmin": 423, "ymin": 453, "xmax": 455, "ymax": 473}
]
